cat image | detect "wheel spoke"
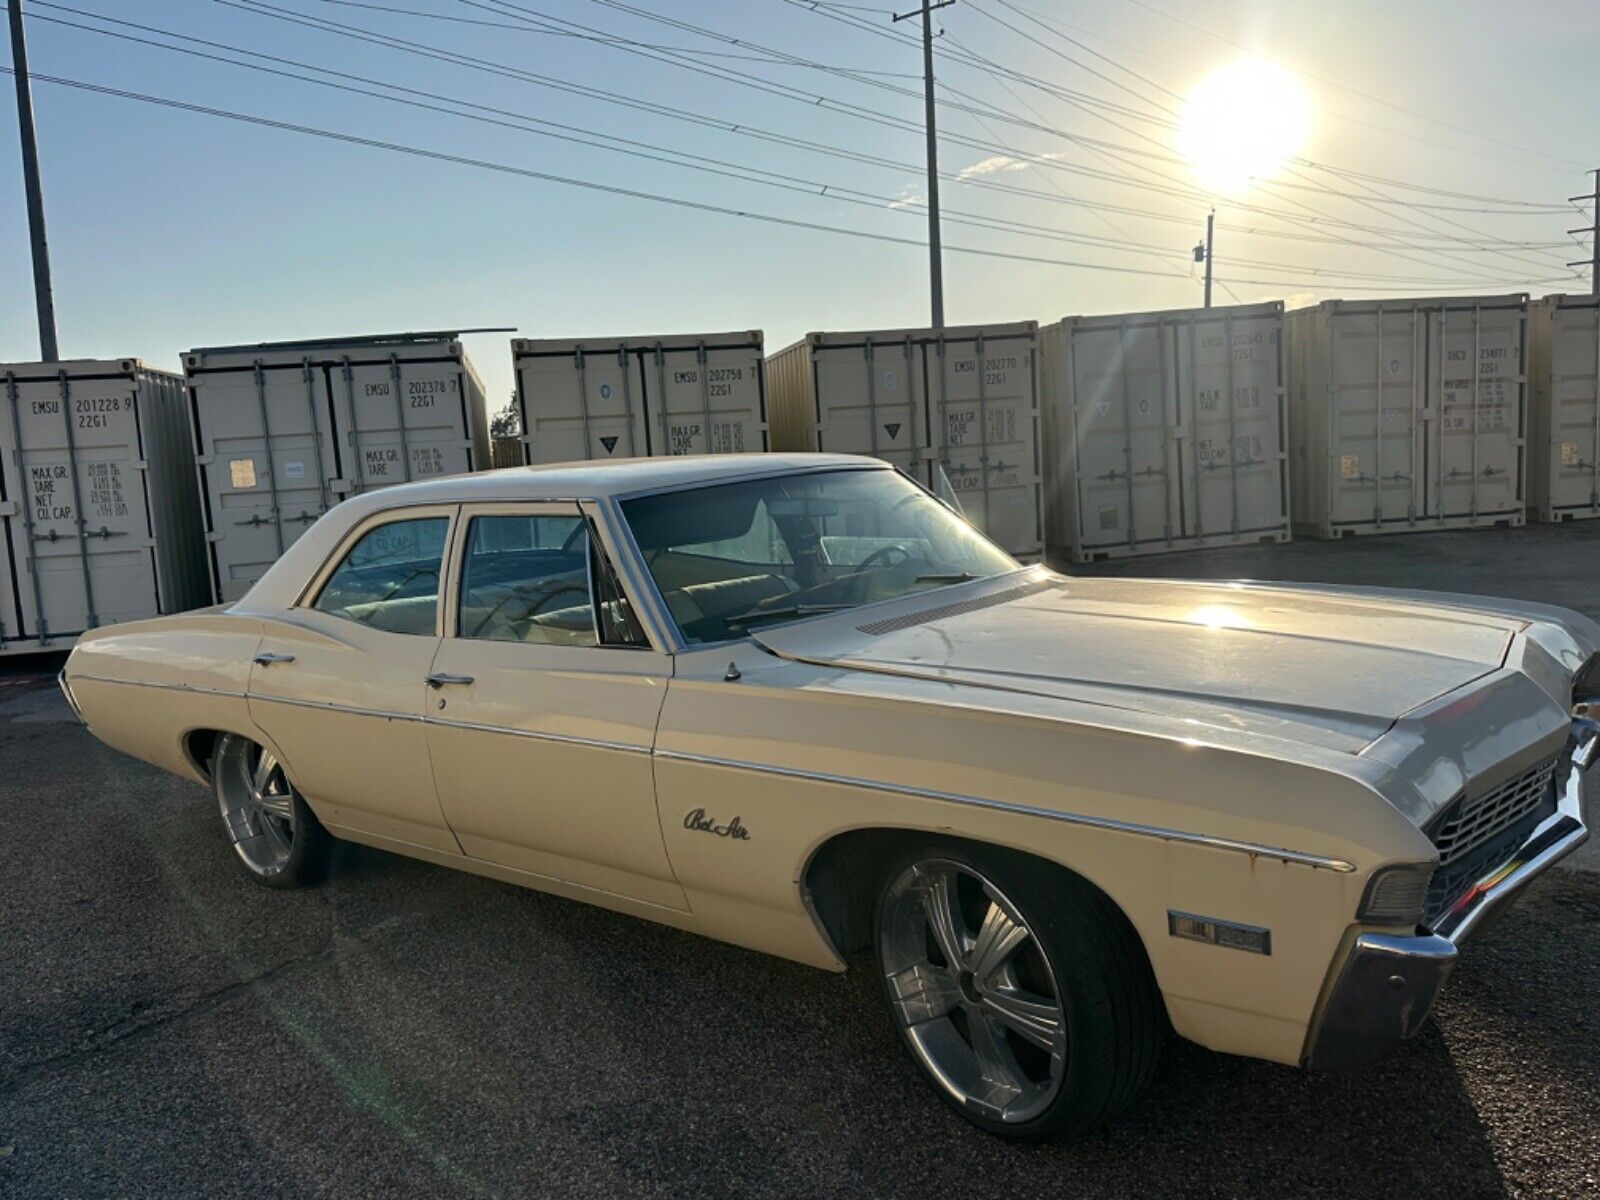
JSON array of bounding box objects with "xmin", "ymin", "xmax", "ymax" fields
[
  {"xmin": 969, "ymin": 899, "xmax": 1029, "ymax": 985},
  {"xmin": 981, "ymin": 987, "xmax": 1064, "ymax": 1053},
  {"xmin": 257, "ymin": 790, "xmax": 295, "ymax": 822},
  {"xmin": 918, "ymin": 868, "xmax": 969, "ymax": 969},
  {"xmin": 251, "ymin": 749, "xmax": 280, "ymax": 800},
  {"xmin": 966, "ymin": 1009, "xmax": 1026, "ymax": 1105},
  {"xmin": 885, "ymin": 962, "xmax": 962, "ymax": 1026},
  {"xmin": 258, "ymin": 812, "xmax": 291, "ymax": 859}
]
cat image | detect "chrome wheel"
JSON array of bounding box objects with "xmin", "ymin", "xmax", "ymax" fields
[
  {"xmin": 879, "ymin": 858, "xmax": 1068, "ymax": 1125},
  {"xmin": 214, "ymin": 734, "xmax": 297, "ymax": 878}
]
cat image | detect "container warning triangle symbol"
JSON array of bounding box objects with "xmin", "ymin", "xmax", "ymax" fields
[
  {"xmin": 884, "ymin": 423, "xmax": 901, "ymax": 439},
  {"xmin": 599, "ymin": 436, "xmax": 619, "ymax": 454}
]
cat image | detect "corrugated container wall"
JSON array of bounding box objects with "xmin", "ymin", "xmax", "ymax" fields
[
  {"xmin": 1038, "ymin": 303, "xmax": 1291, "ymax": 563},
  {"xmin": 2, "ymin": 359, "xmax": 209, "ymax": 655},
  {"xmin": 516, "ymin": 331, "xmax": 766, "ymax": 465},
  {"xmin": 1527, "ymin": 294, "xmax": 1600, "ymax": 521},
  {"xmin": 1286, "ymin": 296, "xmax": 1527, "ymax": 538},
  {"xmin": 184, "ymin": 332, "xmax": 490, "ymax": 602},
  {"xmin": 763, "ymin": 323, "xmax": 1044, "ymax": 559}
]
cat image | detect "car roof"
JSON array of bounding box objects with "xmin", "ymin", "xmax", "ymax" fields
[{"xmin": 348, "ymin": 452, "xmax": 886, "ymax": 510}]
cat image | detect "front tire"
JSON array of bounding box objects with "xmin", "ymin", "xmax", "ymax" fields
[
  {"xmin": 212, "ymin": 733, "xmax": 330, "ymax": 888},
  {"xmin": 873, "ymin": 841, "xmax": 1160, "ymax": 1141}
]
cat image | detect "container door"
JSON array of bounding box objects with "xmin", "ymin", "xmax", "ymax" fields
[
  {"xmin": 1069, "ymin": 322, "xmax": 1180, "ymax": 555},
  {"xmin": 1325, "ymin": 310, "xmax": 1425, "ymax": 529},
  {"xmin": 926, "ymin": 334, "xmax": 1043, "ymax": 556},
  {"xmin": 642, "ymin": 342, "xmax": 766, "ymax": 456},
  {"xmin": 1183, "ymin": 312, "xmax": 1290, "ymax": 540},
  {"xmin": 1427, "ymin": 306, "xmax": 1524, "ymax": 521},
  {"xmin": 814, "ymin": 338, "xmax": 928, "ymax": 481},
  {"xmin": 0, "ymin": 369, "xmax": 160, "ymax": 643},
  {"xmin": 1545, "ymin": 306, "xmax": 1600, "ymax": 514},
  {"xmin": 518, "ymin": 346, "xmax": 645, "ymax": 465},
  {"xmin": 333, "ymin": 353, "xmax": 475, "ymax": 491},
  {"xmin": 192, "ymin": 360, "xmax": 340, "ymax": 603}
]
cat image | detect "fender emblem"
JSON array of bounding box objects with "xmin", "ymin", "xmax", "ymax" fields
[{"xmin": 684, "ymin": 807, "xmax": 750, "ymax": 841}]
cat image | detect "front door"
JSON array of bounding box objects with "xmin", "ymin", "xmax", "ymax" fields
[
  {"xmin": 246, "ymin": 507, "xmax": 461, "ymax": 854},
  {"xmin": 424, "ymin": 503, "xmax": 686, "ymax": 911}
]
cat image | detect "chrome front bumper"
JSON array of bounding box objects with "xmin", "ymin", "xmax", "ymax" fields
[{"xmin": 1305, "ymin": 717, "xmax": 1595, "ymax": 1071}]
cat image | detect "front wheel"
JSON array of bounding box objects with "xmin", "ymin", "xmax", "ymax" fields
[
  {"xmin": 873, "ymin": 842, "xmax": 1160, "ymax": 1141},
  {"xmin": 212, "ymin": 733, "xmax": 330, "ymax": 888}
]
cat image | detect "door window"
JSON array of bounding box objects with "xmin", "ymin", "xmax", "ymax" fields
[
  {"xmin": 458, "ymin": 515, "xmax": 598, "ymax": 645},
  {"xmin": 311, "ymin": 516, "xmax": 449, "ymax": 635}
]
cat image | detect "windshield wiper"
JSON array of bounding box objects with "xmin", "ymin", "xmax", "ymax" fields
[
  {"xmin": 913, "ymin": 571, "xmax": 981, "ymax": 584},
  {"xmin": 725, "ymin": 603, "xmax": 852, "ymax": 631}
]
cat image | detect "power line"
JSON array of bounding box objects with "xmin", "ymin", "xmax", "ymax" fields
[{"xmin": 6, "ymin": 64, "xmax": 1576, "ymax": 293}]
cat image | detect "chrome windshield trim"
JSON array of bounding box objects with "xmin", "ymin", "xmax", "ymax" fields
[{"xmin": 654, "ymin": 748, "xmax": 1357, "ymax": 872}]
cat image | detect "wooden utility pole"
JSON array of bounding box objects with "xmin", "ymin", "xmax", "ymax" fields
[
  {"xmin": 1194, "ymin": 209, "xmax": 1215, "ymax": 308},
  {"xmin": 8, "ymin": 0, "xmax": 60, "ymax": 361},
  {"xmin": 894, "ymin": 0, "xmax": 954, "ymax": 328}
]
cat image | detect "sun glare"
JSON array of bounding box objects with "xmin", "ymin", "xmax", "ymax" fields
[{"xmin": 1177, "ymin": 58, "xmax": 1311, "ymax": 196}]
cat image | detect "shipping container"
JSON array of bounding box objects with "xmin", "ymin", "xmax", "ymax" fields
[
  {"xmin": 1038, "ymin": 303, "xmax": 1290, "ymax": 563},
  {"xmin": 764, "ymin": 322, "xmax": 1044, "ymax": 558},
  {"xmin": 1286, "ymin": 296, "xmax": 1527, "ymax": 538},
  {"xmin": 1527, "ymin": 294, "xmax": 1600, "ymax": 521},
  {"xmin": 1, "ymin": 358, "xmax": 209, "ymax": 655},
  {"xmin": 515, "ymin": 331, "xmax": 766, "ymax": 465},
  {"xmin": 184, "ymin": 331, "xmax": 490, "ymax": 602}
]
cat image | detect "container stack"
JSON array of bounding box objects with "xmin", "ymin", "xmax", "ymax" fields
[
  {"xmin": 183, "ymin": 331, "xmax": 490, "ymax": 602},
  {"xmin": 1038, "ymin": 303, "xmax": 1291, "ymax": 563},
  {"xmin": 515, "ymin": 331, "xmax": 767, "ymax": 465},
  {"xmin": 1527, "ymin": 294, "xmax": 1600, "ymax": 522},
  {"xmin": 764, "ymin": 322, "xmax": 1045, "ymax": 560},
  {"xmin": 1, "ymin": 359, "xmax": 209, "ymax": 655},
  {"xmin": 1285, "ymin": 295, "xmax": 1528, "ymax": 538}
]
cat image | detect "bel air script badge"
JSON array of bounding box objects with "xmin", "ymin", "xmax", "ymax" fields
[{"xmin": 683, "ymin": 807, "xmax": 750, "ymax": 841}]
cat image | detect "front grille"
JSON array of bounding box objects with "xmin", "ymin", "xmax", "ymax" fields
[{"xmin": 1422, "ymin": 754, "xmax": 1558, "ymax": 928}]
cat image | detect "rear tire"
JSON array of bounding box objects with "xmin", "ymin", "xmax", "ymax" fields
[
  {"xmin": 872, "ymin": 840, "xmax": 1160, "ymax": 1141},
  {"xmin": 211, "ymin": 733, "xmax": 330, "ymax": 889}
]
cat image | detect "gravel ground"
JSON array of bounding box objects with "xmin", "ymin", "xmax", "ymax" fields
[{"xmin": 2, "ymin": 522, "xmax": 1599, "ymax": 1199}]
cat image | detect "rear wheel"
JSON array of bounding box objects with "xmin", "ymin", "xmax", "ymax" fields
[
  {"xmin": 873, "ymin": 842, "xmax": 1159, "ymax": 1141},
  {"xmin": 212, "ymin": 733, "xmax": 329, "ymax": 888}
]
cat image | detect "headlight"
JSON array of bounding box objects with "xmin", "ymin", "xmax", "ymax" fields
[
  {"xmin": 1358, "ymin": 863, "xmax": 1435, "ymax": 925},
  {"xmin": 1575, "ymin": 653, "xmax": 1600, "ymax": 713}
]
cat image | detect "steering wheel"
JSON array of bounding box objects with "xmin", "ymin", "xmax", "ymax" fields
[{"xmin": 857, "ymin": 543, "xmax": 914, "ymax": 573}]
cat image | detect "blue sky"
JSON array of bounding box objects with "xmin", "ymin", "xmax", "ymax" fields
[{"xmin": 3, "ymin": 0, "xmax": 1597, "ymax": 415}]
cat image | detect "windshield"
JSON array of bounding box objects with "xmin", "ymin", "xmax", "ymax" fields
[{"xmin": 621, "ymin": 468, "xmax": 1019, "ymax": 645}]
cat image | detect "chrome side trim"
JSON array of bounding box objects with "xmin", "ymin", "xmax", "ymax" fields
[
  {"xmin": 654, "ymin": 748, "xmax": 1358, "ymax": 872},
  {"xmin": 67, "ymin": 673, "xmax": 243, "ymax": 701},
  {"xmin": 248, "ymin": 692, "xmax": 424, "ymax": 724},
  {"xmin": 424, "ymin": 714, "xmax": 649, "ymax": 755}
]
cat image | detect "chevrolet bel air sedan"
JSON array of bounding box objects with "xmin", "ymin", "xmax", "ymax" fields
[{"xmin": 63, "ymin": 454, "xmax": 1598, "ymax": 1141}]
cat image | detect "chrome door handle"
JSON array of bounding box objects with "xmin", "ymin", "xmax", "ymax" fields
[
  {"xmin": 253, "ymin": 652, "xmax": 295, "ymax": 666},
  {"xmin": 426, "ymin": 673, "xmax": 475, "ymax": 689}
]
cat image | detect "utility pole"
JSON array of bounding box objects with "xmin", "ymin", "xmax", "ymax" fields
[
  {"xmin": 1569, "ymin": 169, "xmax": 1599, "ymax": 295},
  {"xmin": 8, "ymin": 0, "xmax": 60, "ymax": 361},
  {"xmin": 894, "ymin": 0, "xmax": 953, "ymax": 329},
  {"xmin": 1193, "ymin": 208, "xmax": 1215, "ymax": 308}
]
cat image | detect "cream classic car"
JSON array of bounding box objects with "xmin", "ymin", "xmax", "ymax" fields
[{"xmin": 62, "ymin": 454, "xmax": 1598, "ymax": 1141}]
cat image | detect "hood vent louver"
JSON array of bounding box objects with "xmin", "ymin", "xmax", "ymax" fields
[{"xmin": 857, "ymin": 578, "xmax": 1060, "ymax": 636}]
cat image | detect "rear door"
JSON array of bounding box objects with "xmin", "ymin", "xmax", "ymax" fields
[
  {"xmin": 814, "ymin": 337, "xmax": 929, "ymax": 482},
  {"xmin": 517, "ymin": 343, "xmax": 646, "ymax": 464},
  {"xmin": 639, "ymin": 339, "xmax": 767, "ymax": 456},
  {"xmin": 1544, "ymin": 304, "xmax": 1600, "ymax": 513},
  {"xmin": 1326, "ymin": 309, "xmax": 1426, "ymax": 529}
]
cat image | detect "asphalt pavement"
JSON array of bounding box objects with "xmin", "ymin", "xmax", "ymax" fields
[{"xmin": 2, "ymin": 521, "xmax": 1599, "ymax": 1199}]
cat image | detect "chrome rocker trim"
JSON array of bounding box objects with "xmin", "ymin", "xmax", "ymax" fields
[{"xmin": 1305, "ymin": 717, "xmax": 1596, "ymax": 1071}]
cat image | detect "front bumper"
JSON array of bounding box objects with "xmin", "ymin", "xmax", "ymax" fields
[{"xmin": 1305, "ymin": 717, "xmax": 1595, "ymax": 1071}]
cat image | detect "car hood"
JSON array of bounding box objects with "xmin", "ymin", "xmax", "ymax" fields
[{"xmin": 752, "ymin": 571, "xmax": 1522, "ymax": 754}]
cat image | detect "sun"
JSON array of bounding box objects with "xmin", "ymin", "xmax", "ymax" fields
[{"xmin": 1177, "ymin": 59, "xmax": 1311, "ymax": 196}]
